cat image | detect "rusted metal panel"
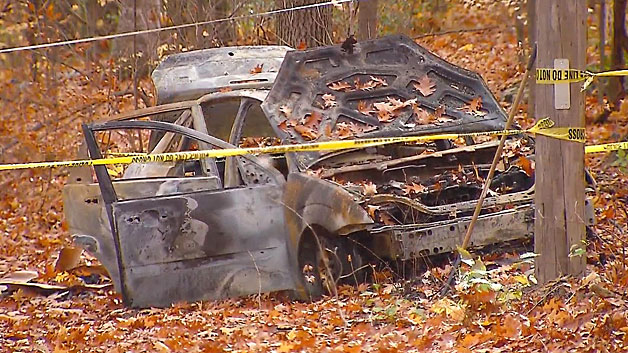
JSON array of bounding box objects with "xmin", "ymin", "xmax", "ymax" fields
[
  {"xmin": 112, "ymin": 185, "xmax": 295, "ymax": 307},
  {"xmin": 380, "ymin": 206, "xmax": 535, "ymax": 260}
]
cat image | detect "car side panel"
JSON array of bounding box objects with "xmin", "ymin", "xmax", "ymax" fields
[{"xmin": 111, "ymin": 185, "xmax": 294, "ymax": 307}]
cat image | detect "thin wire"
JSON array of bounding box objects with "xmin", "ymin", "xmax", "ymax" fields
[{"xmin": 0, "ymin": 0, "xmax": 355, "ymax": 54}]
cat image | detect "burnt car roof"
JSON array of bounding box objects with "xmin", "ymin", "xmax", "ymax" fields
[
  {"xmin": 152, "ymin": 45, "xmax": 292, "ymax": 104},
  {"xmin": 261, "ymin": 34, "xmax": 508, "ymax": 169}
]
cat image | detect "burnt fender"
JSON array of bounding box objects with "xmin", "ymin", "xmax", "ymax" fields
[{"xmin": 283, "ymin": 173, "xmax": 373, "ymax": 297}]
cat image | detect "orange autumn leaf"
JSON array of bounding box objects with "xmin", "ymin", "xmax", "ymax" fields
[
  {"xmin": 328, "ymin": 81, "xmax": 352, "ymax": 91},
  {"xmin": 357, "ymin": 100, "xmax": 373, "ymax": 115},
  {"xmin": 250, "ymin": 64, "xmax": 263, "ymax": 74},
  {"xmin": 302, "ymin": 111, "xmax": 322, "ymax": 128},
  {"xmin": 413, "ymin": 105, "xmax": 437, "ymax": 125},
  {"xmin": 294, "ymin": 125, "xmax": 318, "ymax": 140},
  {"xmin": 277, "ymin": 119, "xmax": 297, "ymax": 131},
  {"xmin": 413, "ymin": 75, "xmax": 436, "ymax": 96},
  {"xmin": 516, "ymin": 156, "xmax": 534, "ymax": 177},
  {"xmin": 461, "ymin": 97, "xmax": 486, "ymax": 116},
  {"xmin": 403, "ymin": 182, "xmax": 427, "ymax": 195}
]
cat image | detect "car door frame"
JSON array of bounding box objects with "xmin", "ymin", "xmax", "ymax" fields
[{"xmin": 81, "ymin": 119, "xmax": 295, "ymax": 307}]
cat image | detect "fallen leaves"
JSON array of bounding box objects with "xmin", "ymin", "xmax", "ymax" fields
[
  {"xmin": 327, "ymin": 76, "xmax": 388, "ymax": 93},
  {"xmin": 322, "ymin": 93, "xmax": 337, "ymax": 108},
  {"xmin": 54, "ymin": 246, "xmax": 82, "ymax": 272},
  {"xmin": 357, "ymin": 101, "xmax": 374, "ymax": 115},
  {"xmin": 403, "ymin": 182, "xmax": 427, "ymax": 195},
  {"xmin": 294, "ymin": 124, "xmax": 319, "ymax": 140},
  {"xmin": 516, "ymin": 156, "xmax": 535, "ymax": 177},
  {"xmin": 413, "ymin": 75, "xmax": 437, "ymax": 97},
  {"xmin": 431, "ymin": 298, "xmax": 466, "ymax": 322},
  {"xmin": 362, "ymin": 181, "xmax": 377, "ymax": 196},
  {"xmin": 328, "ymin": 81, "xmax": 352, "ymax": 92},
  {"xmin": 373, "ymin": 97, "xmax": 417, "ymax": 123},
  {"xmin": 250, "ymin": 64, "xmax": 263, "ymax": 74},
  {"xmin": 461, "ymin": 97, "xmax": 486, "ymax": 116},
  {"xmin": 413, "ymin": 105, "xmax": 437, "ymax": 125}
]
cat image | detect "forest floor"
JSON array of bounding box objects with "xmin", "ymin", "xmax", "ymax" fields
[{"xmin": 2, "ymin": 4, "xmax": 628, "ymax": 353}]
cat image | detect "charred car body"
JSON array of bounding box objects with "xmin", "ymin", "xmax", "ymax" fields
[{"xmin": 63, "ymin": 36, "xmax": 594, "ymax": 307}]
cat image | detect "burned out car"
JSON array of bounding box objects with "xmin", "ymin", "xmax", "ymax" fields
[{"xmin": 64, "ymin": 35, "xmax": 592, "ymax": 308}]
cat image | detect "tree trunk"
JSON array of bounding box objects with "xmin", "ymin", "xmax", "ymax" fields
[
  {"xmin": 526, "ymin": 0, "xmax": 536, "ymax": 118},
  {"xmin": 357, "ymin": 0, "xmax": 377, "ymax": 40},
  {"xmin": 607, "ymin": 0, "xmax": 628, "ymax": 102},
  {"xmin": 275, "ymin": 0, "xmax": 333, "ymax": 48},
  {"xmin": 114, "ymin": 0, "xmax": 161, "ymax": 76},
  {"xmin": 533, "ymin": 0, "xmax": 586, "ymax": 284},
  {"xmin": 598, "ymin": 0, "xmax": 606, "ymax": 103}
]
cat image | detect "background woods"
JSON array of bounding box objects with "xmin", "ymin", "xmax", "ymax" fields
[{"xmin": 1, "ymin": 0, "xmax": 628, "ymax": 352}]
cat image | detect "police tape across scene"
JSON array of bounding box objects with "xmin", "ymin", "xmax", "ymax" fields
[
  {"xmin": 0, "ymin": 118, "xmax": 618, "ymax": 172},
  {"xmin": 536, "ymin": 68, "xmax": 628, "ymax": 89}
]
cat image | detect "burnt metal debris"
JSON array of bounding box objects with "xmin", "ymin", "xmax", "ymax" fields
[{"xmin": 63, "ymin": 36, "xmax": 595, "ymax": 307}]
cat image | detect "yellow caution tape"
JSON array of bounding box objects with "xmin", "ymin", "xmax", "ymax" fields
[
  {"xmin": 0, "ymin": 118, "xmax": 592, "ymax": 171},
  {"xmin": 585, "ymin": 141, "xmax": 628, "ymax": 154},
  {"xmin": 536, "ymin": 68, "xmax": 628, "ymax": 90}
]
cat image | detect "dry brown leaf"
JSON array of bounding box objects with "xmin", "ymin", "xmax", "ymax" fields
[
  {"xmin": 334, "ymin": 122, "xmax": 354, "ymax": 139},
  {"xmin": 355, "ymin": 77, "xmax": 378, "ymax": 91},
  {"xmin": 373, "ymin": 102, "xmax": 397, "ymax": 122},
  {"xmin": 55, "ymin": 246, "xmax": 83, "ymax": 272},
  {"xmin": 414, "ymin": 75, "xmax": 436, "ymax": 96},
  {"xmin": 303, "ymin": 111, "xmax": 322, "ymax": 128},
  {"xmin": 297, "ymin": 41, "xmax": 307, "ymax": 50},
  {"xmin": 403, "ymin": 182, "xmax": 427, "ymax": 195},
  {"xmin": 294, "ymin": 125, "xmax": 319, "ymax": 140},
  {"xmin": 413, "ymin": 105, "xmax": 437, "ymax": 125},
  {"xmin": 279, "ymin": 105, "xmax": 292, "ymax": 117},
  {"xmin": 322, "ymin": 94, "xmax": 337, "ymax": 108},
  {"xmin": 357, "ymin": 101, "xmax": 373, "ymax": 115},
  {"xmin": 250, "ymin": 64, "xmax": 263, "ymax": 74},
  {"xmin": 376, "ymin": 109, "xmax": 395, "ymax": 123},
  {"xmin": 387, "ymin": 97, "xmax": 404, "ymax": 107},
  {"xmin": 328, "ymin": 81, "xmax": 352, "ymax": 91},
  {"xmin": 461, "ymin": 97, "xmax": 486, "ymax": 116},
  {"xmin": 362, "ymin": 181, "xmax": 377, "ymax": 196},
  {"xmin": 277, "ymin": 119, "xmax": 297, "ymax": 131},
  {"xmin": 516, "ymin": 156, "xmax": 534, "ymax": 177},
  {"xmin": 369, "ymin": 76, "xmax": 388, "ymax": 87}
]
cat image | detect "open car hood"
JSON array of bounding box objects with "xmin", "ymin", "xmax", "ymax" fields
[{"xmin": 261, "ymin": 35, "xmax": 508, "ymax": 169}]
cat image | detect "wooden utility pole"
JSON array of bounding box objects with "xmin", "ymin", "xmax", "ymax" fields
[{"xmin": 534, "ymin": 0, "xmax": 586, "ymax": 284}]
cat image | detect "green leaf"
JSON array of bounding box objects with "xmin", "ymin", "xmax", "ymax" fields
[
  {"xmin": 457, "ymin": 246, "xmax": 473, "ymax": 260},
  {"xmin": 569, "ymin": 244, "xmax": 586, "ymax": 258}
]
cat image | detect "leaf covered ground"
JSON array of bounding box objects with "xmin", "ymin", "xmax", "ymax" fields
[{"xmin": 2, "ymin": 3, "xmax": 628, "ymax": 353}]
